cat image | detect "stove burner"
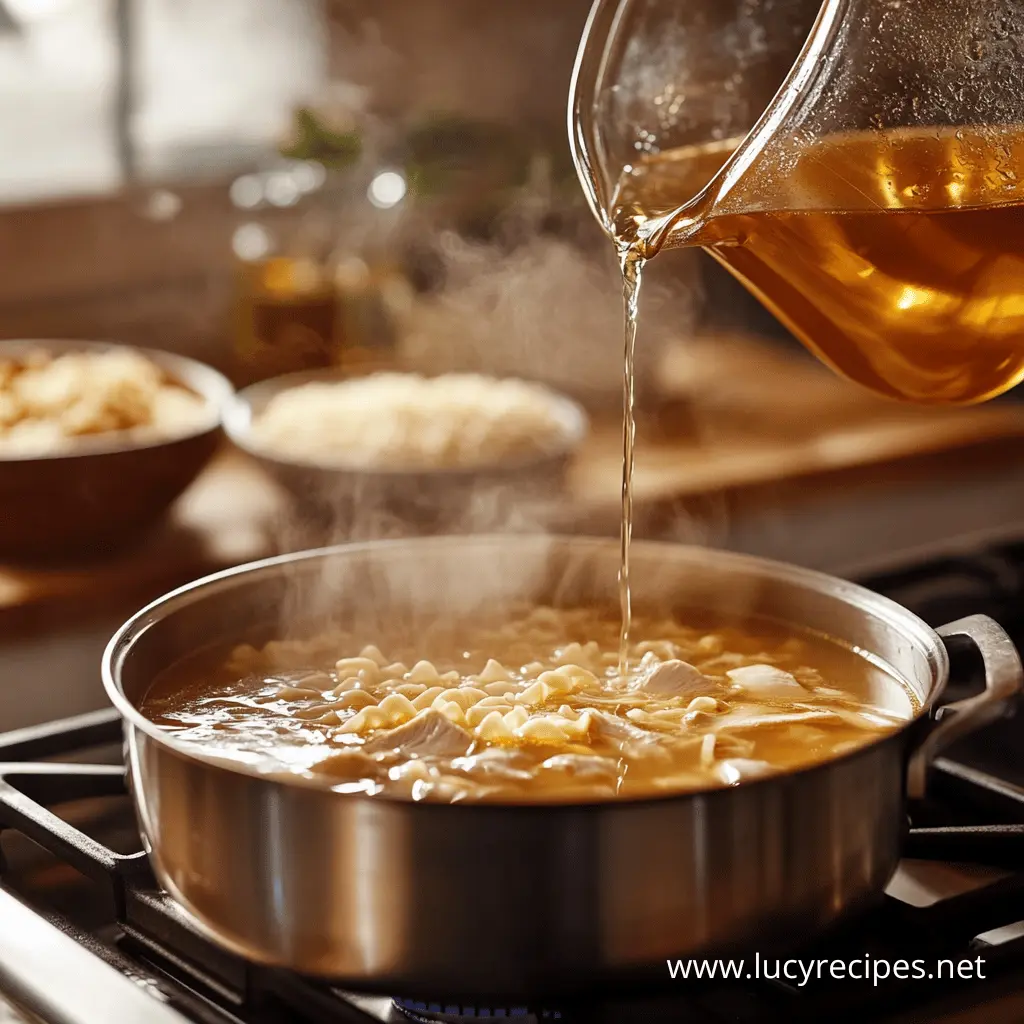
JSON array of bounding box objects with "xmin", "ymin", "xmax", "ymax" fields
[{"xmin": 392, "ymin": 999, "xmax": 561, "ymax": 1022}]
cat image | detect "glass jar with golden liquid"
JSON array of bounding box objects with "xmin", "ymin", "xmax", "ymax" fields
[
  {"xmin": 571, "ymin": 0, "xmax": 1024, "ymax": 405},
  {"xmin": 234, "ymin": 252, "xmax": 339, "ymax": 382},
  {"xmin": 231, "ymin": 163, "xmax": 343, "ymax": 384},
  {"xmin": 230, "ymin": 160, "xmax": 410, "ymax": 384}
]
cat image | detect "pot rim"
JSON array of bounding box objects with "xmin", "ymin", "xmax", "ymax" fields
[{"xmin": 102, "ymin": 534, "xmax": 948, "ymax": 811}]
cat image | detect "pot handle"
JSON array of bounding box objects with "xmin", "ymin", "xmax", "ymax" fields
[{"xmin": 907, "ymin": 614, "xmax": 1023, "ymax": 800}]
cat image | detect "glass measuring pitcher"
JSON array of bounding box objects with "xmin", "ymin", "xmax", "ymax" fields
[{"xmin": 570, "ymin": 0, "xmax": 1024, "ymax": 404}]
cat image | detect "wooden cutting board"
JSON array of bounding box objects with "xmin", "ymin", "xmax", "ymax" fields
[
  {"xmin": 570, "ymin": 335, "xmax": 1024, "ymax": 509},
  {"xmin": 2, "ymin": 334, "xmax": 1023, "ymax": 624}
]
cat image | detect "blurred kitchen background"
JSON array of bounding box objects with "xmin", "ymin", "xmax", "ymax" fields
[
  {"xmin": 4, "ymin": 0, "xmax": 1024, "ymax": 728},
  {"xmin": 0, "ymin": 0, "xmax": 779, "ymax": 379}
]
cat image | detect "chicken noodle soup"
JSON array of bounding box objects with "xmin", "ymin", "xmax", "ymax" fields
[{"xmin": 141, "ymin": 607, "xmax": 915, "ymax": 803}]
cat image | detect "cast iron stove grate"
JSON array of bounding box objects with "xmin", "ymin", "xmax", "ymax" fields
[{"xmin": 2, "ymin": 709, "xmax": 1024, "ymax": 1024}]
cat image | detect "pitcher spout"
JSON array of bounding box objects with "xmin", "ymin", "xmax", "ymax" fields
[{"xmin": 569, "ymin": 0, "xmax": 833, "ymax": 250}]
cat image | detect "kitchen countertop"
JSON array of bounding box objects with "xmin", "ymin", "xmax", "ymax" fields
[
  {"xmin": 5, "ymin": 335, "xmax": 1024, "ymax": 599},
  {"xmin": 0, "ymin": 431, "xmax": 1022, "ymax": 734},
  {"xmin": 3, "ymin": 411, "xmax": 1024, "ymax": 635},
  {"xmin": 2, "ymin": 334, "xmax": 1024, "ymax": 732}
]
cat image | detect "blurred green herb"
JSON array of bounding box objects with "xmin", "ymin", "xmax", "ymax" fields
[
  {"xmin": 280, "ymin": 107, "xmax": 362, "ymax": 168},
  {"xmin": 402, "ymin": 114, "xmax": 533, "ymax": 198}
]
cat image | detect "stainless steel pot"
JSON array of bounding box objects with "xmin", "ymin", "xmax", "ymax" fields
[{"xmin": 101, "ymin": 536, "xmax": 1023, "ymax": 1000}]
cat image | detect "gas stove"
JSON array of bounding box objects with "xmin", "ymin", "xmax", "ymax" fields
[{"xmin": 5, "ymin": 532, "xmax": 1024, "ymax": 1024}]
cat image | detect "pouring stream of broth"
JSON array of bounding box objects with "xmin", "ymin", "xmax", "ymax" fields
[
  {"xmin": 612, "ymin": 141, "xmax": 741, "ymax": 666},
  {"xmin": 617, "ymin": 250, "xmax": 642, "ymax": 669}
]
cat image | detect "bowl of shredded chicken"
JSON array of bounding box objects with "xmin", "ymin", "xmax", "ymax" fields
[{"xmin": 0, "ymin": 340, "xmax": 232, "ymax": 558}]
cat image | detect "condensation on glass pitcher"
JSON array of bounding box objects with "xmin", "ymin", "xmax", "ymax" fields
[
  {"xmin": 607, "ymin": 0, "xmax": 809, "ymax": 154},
  {"xmin": 576, "ymin": 0, "xmax": 820, "ymax": 234},
  {"xmin": 718, "ymin": 0, "xmax": 1024, "ymax": 220},
  {"xmin": 582, "ymin": 0, "xmax": 1024, "ymax": 232}
]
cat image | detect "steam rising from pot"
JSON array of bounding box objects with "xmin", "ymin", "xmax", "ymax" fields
[
  {"xmin": 252, "ymin": 180, "xmax": 715, "ymax": 635},
  {"xmin": 400, "ymin": 230, "xmax": 702, "ymax": 409}
]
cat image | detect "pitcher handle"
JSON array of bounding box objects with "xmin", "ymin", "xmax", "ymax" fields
[{"xmin": 907, "ymin": 614, "xmax": 1023, "ymax": 800}]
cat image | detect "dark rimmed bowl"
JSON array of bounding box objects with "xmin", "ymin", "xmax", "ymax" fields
[{"xmin": 0, "ymin": 340, "xmax": 234, "ymax": 561}]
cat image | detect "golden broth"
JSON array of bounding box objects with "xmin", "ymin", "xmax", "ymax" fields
[
  {"xmin": 614, "ymin": 127, "xmax": 1024, "ymax": 404},
  {"xmin": 140, "ymin": 606, "xmax": 914, "ymax": 804}
]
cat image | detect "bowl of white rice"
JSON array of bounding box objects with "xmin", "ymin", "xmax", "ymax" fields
[{"xmin": 224, "ymin": 369, "xmax": 587, "ymax": 534}]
